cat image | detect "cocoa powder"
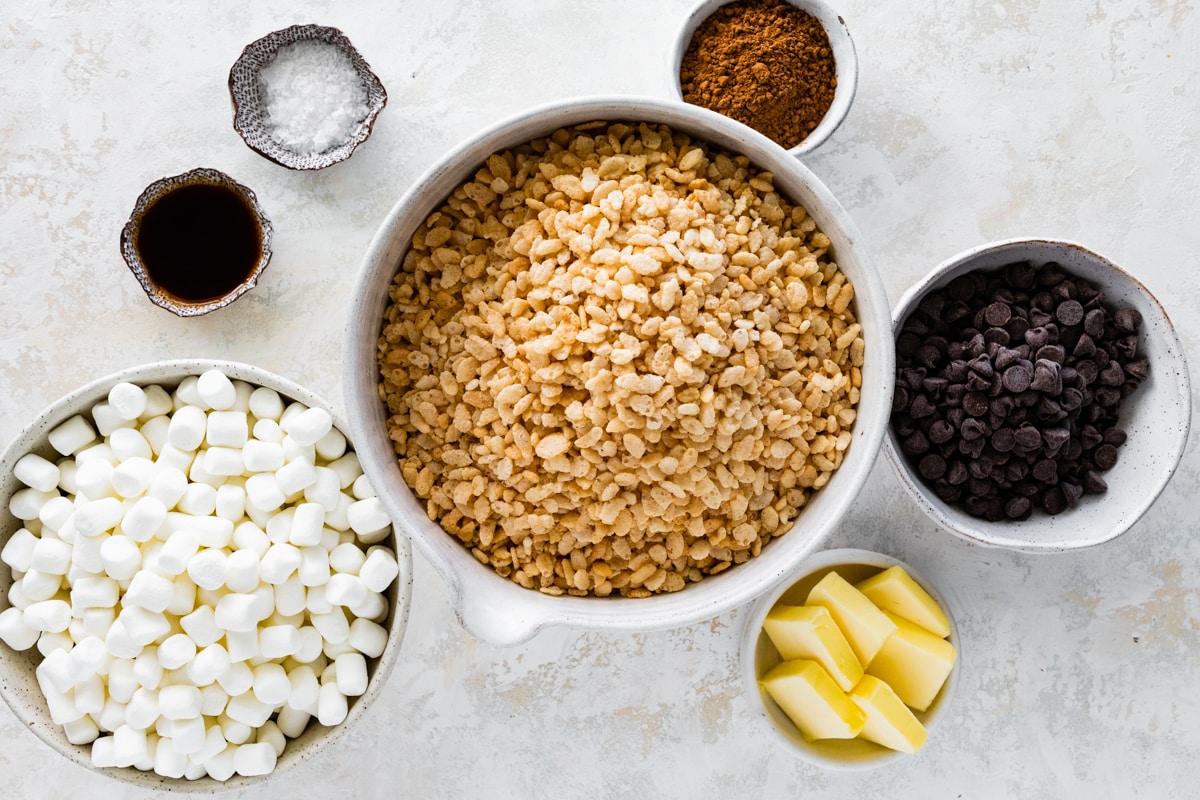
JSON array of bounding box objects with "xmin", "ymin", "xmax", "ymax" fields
[{"xmin": 680, "ymin": 0, "xmax": 837, "ymax": 149}]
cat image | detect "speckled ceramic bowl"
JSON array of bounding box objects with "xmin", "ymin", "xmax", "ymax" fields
[
  {"xmin": 741, "ymin": 548, "xmax": 961, "ymax": 770},
  {"xmin": 884, "ymin": 238, "xmax": 1192, "ymax": 552},
  {"xmin": 229, "ymin": 24, "xmax": 387, "ymax": 170},
  {"xmin": 671, "ymin": 0, "xmax": 858, "ymax": 158},
  {"xmin": 120, "ymin": 168, "xmax": 272, "ymax": 317},
  {"xmin": 345, "ymin": 96, "xmax": 893, "ymax": 646},
  {"xmin": 0, "ymin": 359, "xmax": 413, "ymax": 791}
]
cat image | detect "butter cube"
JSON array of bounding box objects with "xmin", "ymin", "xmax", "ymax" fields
[
  {"xmin": 856, "ymin": 566, "xmax": 951, "ymax": 638},
  {"xmin": 806, "ymin": 571, "xmax": 897, "ymax": 666},
  {"xmin": 763, "ymin": 605, "xmax": 863, "ymax": 691},
  {"xmin": 760, "ymin": 660, "xmax": 866, "ymax": 742},
  {"xmin": 848, "ymin": 675, "xmax": 928, "ymax": 754},
  {"xmin": 866, "ymin": 612, "xmax": 957, "ymax": 712}
]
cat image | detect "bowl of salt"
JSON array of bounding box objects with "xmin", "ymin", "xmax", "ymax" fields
[{"xmin": 229, "ymin": 24, "xmax": 387, "ymax": 170}]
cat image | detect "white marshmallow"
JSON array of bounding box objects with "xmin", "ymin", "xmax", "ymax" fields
[
  {"xmin": 234, "ymin": 741, "xmax": 277, "ymax": 777},
  {"xmin": 92, "ymin": 735, "xmax": 118, "ymax": 768},
  {"xmin": 280, "ymin": 436, "xmax": 315, "ymax": 469},
  {"xmin": 188, "ymin": 643, "xmax": 231, "ymax": 687},
  {"xmin": 204, "ymin": 447, "xmax": 245, "ymax": 478},
  {"xmin": 188, "ymin": 455, "xmax": 225, "ymax": 489},
  {"xmin": 2, "ymin": 527, "xmax": 39, "ymax": 572},
  {"xmin": 205, "ymin": 743, "xmax": 238, "ymax": 781},
  {"xmin": 304, "ymin": 584, "xmax": 332, "ymax": 615},
  {"xmin": 289, "ymin": 503, "xmax": 325, "ymax": 547},
  {"xmin": 303, "ymin": 467, "xmax": 342, "ymax": 511},
  {"xmin": 231, "ymin": 380, "xmax": 254, "ymax": 413},
  {"xmin": 251, "ymin": 662, "xmax": 291, "ymax": 706},
  {"xmin": 214, "ymin": 484, "xmax": 246, "ymax": 521},
  {"xmin": 170, "ymin": 715, "xmax": 208, "ymax": 756},
  {"xmin": 186, "ymin": 549, "xmax": 228, "ymax": 591},
  {"xmin": 275, "ymin": 705, "xmax": 311, "ymax": 739},
  {"xmin": 112, "ymin": 724, "xmax": 149, "ymax": 767},
  {"xmin": 139, "ymin": 415, "xmax": 171, "ymax": 456},
  {"xmin": 224, "ymin": 549, "xmax": 261, "ymax": 593},
  {"xmin": 259, "ymin": 625, "xmax": 300, "ymax": 659},
  {"xmin": 242, "ymin": 439, "xmax": 284, "ymax": 474},
  {"xmin": 265, "ymin": 507, "xmax": 295, "ymax": 544},
  {"xmin": 197, "ymin": 370, "xmax": 237, "ymax": 411},
  {"xmin": 97, "ymin": 695, "xmax": 127, "ymax": 731},
  {"xmin": 281, "ymin": 407, "xmax": 333, "ymax": 447},
  {"xmin": 351, "ymin": 590, "xmax": 388, "ymax": 622},
  {"xmin": 48, "ymin": 415, "xmax": 97, "ymax": 456},
  {"xmin": 156, "ymin": 530, "xmax": 199, "ymax": 575},
  {"xmin": 38, "ymin": 495, "xmax": 74, "ymax": 532},
  {"xmin": 233, "ymin": 521, "xmax": 270, "ymax": 556},
  {"xmin": 36, "ymin": 648, "xmax": 74, "ymax": 694},
  {"xmin": 107, "ymin": 382, "xmax": 149, "ymax": 421},
  {"xmin": 177, "ymin": 483, "xmax": 217, "ymax": 517},
  {"xmin": 30, "ymin": 537, "xmax": 72, "ymax": 575},
  {"xmin": 107, "ymin": 659, "xmax": 137, "ymax": 703},
  {"xmin": 293, "ymin": 626, "xmax": 325, "ymax": 664},
  {"xmin": 109, "ymin": 456, "xmax": 155, "ymax": 499},
  {"xmin": 259, "ymin": 543, "xmax": 302, "ymax": 585},
  {"xmin": 206, "ymin": 410, "xmax": 249, "ymax": 449},
  {"xmin": 73, "ymin": 497, "xmax": 124, "ymax": 536},
  {"xmin": 105, "ymin": 620, "xmax": 144, "ymax": 659},
  {"xmin": 117, "ymin": 606, "xmax": 171, "ymax": 647},
  {"xmin": 347, "ymin": 618, "xmax": 388, "ymax": 658},
  {"xmin": 314, "ymin": 427, "xmax": 348, "ymax": 462},
  {"xmin": 124, "ymin": 570, "xmax": 174, "ymax": 613},
  {"xmin": 74, "ymin": 673, "xmax": 106, "ymax": 715},
  {"xmin": 347, "ymin": 497, "xmax": 391, "ymax": 539},
  {"xmin": 360, "ymin": 548, "xmax": 400, "ymax": 592},
  {"xmin": 153, "ymin": 444, "xmax": 194, "ymax": 476},
  {"xmin": 91, "ymin": 402, "xmax": 134, "ymax": 438},
  {"xmin": 36, "ymin": 631, "xmax": 74, "ymax": 657},
  {"xmin": 64, "ymin": 715, "xmax": 100, "ymax": 745},
  {"xmin": 141, "ymin": 384, "xmax": 174, "ymax": 420},
  {"xmin": 275, "ymin": 458, "xmax": 317, "ymax": 496},
  {"xmin": 131, "ymin": 649, "xmax": 166, "ymax": 691},
  {"xmin": 274, "ymin": 576, "xmax": 307, "ymax": 617},
  {"xmin": 174, "ymin": 376, "xmax": 204, "ymax": 409},
  {"xmin": 277, "ymin": 402, "xmax": 307, "ymax": 429},
  {"xmin": 199, "ymin": 687, "xmax": 229, "ymax": 721},
  {"xmin": 0, "ymin": 606, "xmax": 39, "ymax": 650},
  {"xmin": 214, "ymin": 595, "xmax": 261, "ymax": 633},
  {"xmin": 125, "ymin": 687, "xmax": 159, "ymax": 728},
  {"xmin": 334, "ymin": 652, "xmax": 368, "ymax": 697},
  {"xmin": 167, "ymin": 574, "xmax": 196, "ymax": 616},
  {"xmin": 19, "ymin": 569, "xmax": 61, "ymax": 602},
  {"xmin": 121, "ymin": 496, "xmax": 167, "ymax": 541},
  {"xmin": 217, "ymin": 661, "xmax": 255, "ymax": 696},
  {"xmin": 10, "ymin": 487, "xmax": 59, "ymax": 520},
  {"xmin": 251, "ymin": 418, "xmax": 284, "ymax": 444},
  {"xmin": 56, "ymin": 460, "xmax": 79, "ymax": 495},
  {"xmin": 158, "ymin": 633, "xmax": 198, "ymax": 670},
  {"xmin": 71, "ymin": 576, "xmax": 119, "ymax": 609},
  {"xmin": 247, "ymin": 387, "xmax": 284, "ymax": 421},
  {"xmin": 225, "ymin": 691, "xmax": 273, "ymax": 727},
  {"xmin": 14, "ymin": 453, "xmax": 61, "ymax": 492},
  {"xmin": 245, "ymin": 473, "xmax": 285, "ymax": 512},
  {"xmin": 351, "ymin": 474, "xmax": 376, "ymax": 500},
  {"xmin": 285, "ymin": 665, "xmax": 319, "ymax": 710},
  {"xmin": 109, "ymin": 427, "xmax": 153, "ymax": 462},
  {"xmin": 325, "ymin": 573, "xmax": 367, "ymax": 608},
  {"xmin": 153, "ymin": 736, "xmax": 188, "ymax": 779},
  {"xmin": 159, "ymin": 684, "xmax": 203, "ymax": 720},
  {"xmin": 250, "ymin": 584, "xmax": 275, "ymax": 620},
  {"xmin": 173, "ymin": 514, "xmax": 234, "ymax": 549},
  {"xmin": 310, "ymin": 609, "xmax": 349, "ymax": 644},
  {"xmin": 7, "ymin": 578, "xmax": 32, "ymax": 610},
  {"xmin": 71, "ymin": 607, "xmax": 115, "ymax": 641},
  {"xmin": 146, "ymin": 466, "xmax": 189, "ymax": 510},
  {"xmin": 24, "ymin": 599, "xmax": 71, "ymax": 632},
  {"xmin": 316, "ymin": 682, "xmax": 348, "ymax": 726},
  {"xmin": 167, "ymin": 405, "xmax": 207, "ymax": 451},
  {"xmin": 328, "ymin": 542, "xmax": 366, "ymax": 575},
  {"xmin": 100, "ymin": 535, "xmax": 142, "ymax": 580},
  {"xmin": 298, "ymin": 546, "xmax": 330, "ymax": 587},
  {"xmin": 323, "ymin": 492, "xmax": 353, "ymax": 532},
  {"xmin": 326, "ymin": 452, "xmax": 362, "ymax": 489},
  {"xmin": 253, "ymin": 720, "xmax": 285, "ymax": 758},
  {"xmin": 180, "ymin": 605, "xmax": 222, "ymax": 648}
]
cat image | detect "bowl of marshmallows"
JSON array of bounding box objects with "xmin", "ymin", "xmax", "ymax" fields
[{"xmin": 0, "ymin": 359, "xmax": 411, "ymax": 789}]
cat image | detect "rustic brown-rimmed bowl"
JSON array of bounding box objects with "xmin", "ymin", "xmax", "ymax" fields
[
  {"xmin": 119, "ymin": 168, "xmax": 273, "ymax": 317},
  {"xmin": 229, "ymin": 24, "xmax": 387, "ymax": 170}
]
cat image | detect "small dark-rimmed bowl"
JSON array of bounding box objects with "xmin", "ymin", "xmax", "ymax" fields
[
  {"xmin": 120, "ymin": 168, "xmax": 273, "ymax": 317},
  {"xmin": 229, "ymin": 24, "xmax": 387, "ymax": 171}
]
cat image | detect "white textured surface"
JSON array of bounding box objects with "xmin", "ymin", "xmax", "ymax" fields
[{"xmin": 1, "ymin": 0, "xmax": 1197, "ymax": 797}]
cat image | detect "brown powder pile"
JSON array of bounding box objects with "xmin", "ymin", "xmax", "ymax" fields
[{"xmin": 680, "ymin": 0, "xmax": 837, "ymax": 149}]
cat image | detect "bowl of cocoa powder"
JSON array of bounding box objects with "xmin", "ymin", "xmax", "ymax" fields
[
  {"xmin": 673, "ymin": 0, "xmax": 857, "ymax": 157},
  {"xmin": 885, "ymin": 238, "xmax": 1191, "ymax": 552}
]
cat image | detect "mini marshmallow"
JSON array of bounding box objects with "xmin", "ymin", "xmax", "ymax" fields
[
  {"xmin": 259, "ymin": 543, "xmax": 302, "ymax": 585},
  {"xmin": 48, "ymin": 415, "xmax": 98, "ymax": 456},
  {"xmin": 251, "ymin": 662, "xmax": 291, "ymax": 706},
  {"xmin": 304, "ymin": 584, "xmax": 332, "ymax": 616},
  {"xmin": 177, "ymin": 483, "xmax": 217, "ymax": 516},
  {"xmin": 124, "ymin": 570, "xmax": 175, "ymax": 613},
  {"xmin": 170, "ymin": 715, "xmax": 208, "ymax": 756},
  {"xmin": 293, "ymin": 626, "xmax": 325, "ymax": 664},
  {"xmin": 105, "ymin": 621, "xmax": 144, "ymax": 660},
  {"xmin": 234, "ymin": 741, "xmax": 277, "ymax": 777},
  {"xmin": 226, "ymin": 691, "xmax": 273, "ymax": 727},
  {"xmin": 298, "ymin": 546, "xmax": 330, "ymax": 587},
  {"xmin": 125, "ymin": 687, "xmax": 160, "ymax": 729},
  {"xmin": 274, "ymin": 576, "xmax": 307, "ymax": 617},
  {"xmin": 285, "ymin": 665, "xmax": 319, "ymax": 711},
  {"xmin": 71, "ymin": 576, "xmax": 119, "ymax": 609},
  {"xmin": 156, "ymin": 529, "xmax": 199, "ymax": 575},
  {"xmin": 251, "ymin": 417, "xmax": 284, "ymax": 444},
  {"xmin": 117, "ymin": 606, "xmax": 171, "ymax": 647},
  {"xmin": 146, "ymin": 466, "xmax": 189, "ymax": 510},
  {"xmin": 359, "ymin": 548, "xmax": 400, "ymax": 592},
  {"xmin": 159, "ymin": 684, "xmax": 203, "ymax": 720},
  {"xmin": 100, "ymin": 535, "xmax": 142, "ymax": 580},
  {"xmin": 275, "ymin": 458, "xmax": 317, "ymax": 496},
  {"xmin": 245, "ymin": 473, "xmax": 285, "ymax": 512},
  {"xmin": 92, "ymin": 402, "xmax": 135, "ymax": 437},
  {"xmin": 334, "ymin": 652, "xmax": 368, "ymax": 697},
  {"xmin": 10, "ymin": 487, "xmax": 60, "ymax": 520},
  {"xmin": 36, "ymin": 631, "xmax": 74, "ymax": 657},
  {"xmin": 204, "ymin": 447, "xmax": 245, "ymax": 478},
  {"xmin": 303, "ymin": 467, "xmax": 342, "ymax": 511},
  {"xmin": 70, "ymin": 607, "xmax": 115, "ymax": 642},
  {"xmin": 233, "ymin": 521, "xmax": 270, "ymax": 556},
  {"xmin": 110, "ymin": 457, "xmax": 156, "ymax": 499},
  {"xmin": 206, "ymin": 743, "xmax": 238, "ymax": 781},
  {"xmin": 158, "ymin": 633, "xmax": 198, "ymax": 670},
  {"xmin": 289, "ymin": 502, "xmax": 325, "ymax": 547},
  {"xmin": 217, "ymin": 661, "xmax": 255, "ymax": 697},
  {"xmin": 19, "ymin": 569, "xmax": 61, "ymax": 602},
  {"xmin": 167, "ymin": 574, "xmax": 197, "ymax": 616},
  {"xmin": 224, "ymin": 549, "xmax": 261, "ymax": 593},
  {"xmin": 73, "ymin": 497, "xmax": 124, "ymax": 536},
  {"xmin": 259, "ymin": 625, "xmax": 300, "ymax": 659},
  {"xmin": 310, "ymin": 609, "xmax": 349, "ymax": 644},
  {"xmin": 173, "ymin": 514, "xmax": 234, "ymax": 549},
  {"xmin": 280, "ymin": 436, "xmax": 315, "ymax": 469},
  {"xmin": 75, "ymin": 673, "xmax": 106, "ymax": 715},
  {"xmin": 328, "ymin": 542, "xmax": 366, "ymax": 575},
  {"xmin": 0, "ymin": 606, "xmax": 39, "ymax": 650},
  {"xmin": 188, "ymin": 643, "xmax": 231, "ymax": 687},
  {"xmin": 254, "ymin": 719, "xmax": 286, "ymax": 758},
  {"xmin": 186, "ymin": 549, "xmax": 228, "ymax": 591},
  {"xmin": 325, "ymin": 573, "xmax": 367, "ymax": 608},
  {"xmin": 351, "ymin": 590, "xmax": 388, "ymax": 622},
  {"xmin": 139, "ymin": 416, "xmax": 171, "ymax": 455},
  {"xmin": 180, "ymin": 605, "xmax": 223, "ymax": 648},
  {"xmin": 214, "ymin": 484, "xmax": 245, "ymax": 521},
  {"xmin": 7, "ymin": 578, "xmax": 32, "ymax": 610},
  {"xmin": 347, "ymin": 497, "xmax": 391, "ymax": 539},
  {"xmin": 206, "ymin": 410, "xmax": 248, "ymax": 449},
  {"xmin": 326, "ymin": 452, "xmax": 362, "ymax": 489},
  {"xmin": 109, "ymin": 427, "xmax": 153, "ymax": 462},
  {"xmin": 248, "ymin": 386, "xmax": 284, "ymax": 421},
  {"xmin": 314, "ymin": 427, "xmax": 348, "ymax": 461},
  {"xmin": 14, "ymin": 453, "xmax": 61, "ymax": 492},
  {"xmin": 24, "ymin": 599, "xmax": 72, "ymax": 632},
  {"xmin": 197, "ymin": 370, "xmax": 237, "ymax": 411},
  {"xmin": 199, "ymin": 686, "xmax": 230, "ymax": 720},
  {"xmin": 232, "ymin": 380, "xmax": 254, "ymax": 412},
  {"xmin": 188, "ymin": 455, "xmax": 225, "ymax": 490},
  {"xmin": 316, "ymin": 682, "xmax": 348, "ymax": 726},
  {"xmin": 351, "ymin": 474, "xmax": 376, "ymax": 501},
  {"xmin": 265, "ymin": 507, "xmax": 295, "ymax": 544},
  {"xmin": 121, "ymin": 496, "xmax": 167, "ymax": 541},
  {"xmin": 36, "ymin": 648, "xmax": 74, "ymax": 694},
  {"xmin": 65, "ymin": 714, "xmax": 101, "ymax": 746},
  {"xmin": 219, "ymin": 715, "xmax": 253, "ymax": 747},
  {"xmin": 167, "ymin": 405, "xmax": 207, "ymax": 451},
  {"xmin": 281, "ymin": 407, "xmax": 333, "ymax": 447},
  {"xmin": 39, "ymin": 495, "xmax": 74, "ymax": 532},
  {"xmin": 347, "ymin": 618, "xmax": 388, "ymax": 659},
  {"xmin": 214, "ymin": 594, "xmax": 260, "ymax": 633},
  {"xmin": 107, "ymin": 659, "xmax": 137, "ymax": 703},
  {"xmin": 108, "ymin": 382, "xmax": 149, "ymax": 421},
  {"xmin": 323, "ymin": 492, "xmax": 352, "ymax": 532},
  {"xmin": 2, "ymin": 527, "xmax": 38, "ymax": 572},
  {"xmin": 141, "ymin": 384, "xmax": 174, "ymax": 420},
  {"xmin": 112, "ymin": 724, "xmax": 149, "ymax": 767},
  {"xmin": 30, "ymin": 537, "xmax": 72, "ymax": 575},
  {"xmin": 153, "ymin": 738, "xmax": 188, "ymax": 779},
  {"xmin": 153, "ymin": 444, "xmax": 194, "ymax": 476},
  {"xmin": 174, "ymin": 376, "xmax": 204, "ymax": 409},
  {"xmin": 275, "ymin": 705, "xmax": 311, "ymax": 739},
  {"xmin": 242, "ymin": 439, "xmax": 284, "ymax": 474},
  {"xmin": 250, "ymin": 584, "xmax": 275, "ymax": 620},
  {"xmin": 92, "ymin": 735, "xmax": 118, "ymax": 768}
]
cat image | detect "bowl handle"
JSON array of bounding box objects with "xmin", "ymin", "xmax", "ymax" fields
[{"xmin": 453, "ymin": 588, "xmax": 557, "ymax": 647}]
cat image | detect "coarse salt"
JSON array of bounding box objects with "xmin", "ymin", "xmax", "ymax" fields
[{"xmin": 258, "ymin": 40, "xmax": 369, "ymax": 156}]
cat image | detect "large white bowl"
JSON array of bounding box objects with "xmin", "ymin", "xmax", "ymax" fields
[
  {"xmin": 884, "ymin": 238, "xmax": 1192, "ymax": 552},
  {"xmin": 0, "ymin": 359, "xmax": 413, "ymax": 791},
  {"xmin": 344, "ymin": 96, "xmax": 893, "ymax": 645}
]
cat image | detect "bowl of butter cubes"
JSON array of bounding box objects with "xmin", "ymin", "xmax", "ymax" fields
[
  {"xmin": 741, "ymin": 548, "xmax": 959, "ymax": 769},
  {"xmin": 0, "ymin": 359, "xmax": 411, "ymax": 788}
]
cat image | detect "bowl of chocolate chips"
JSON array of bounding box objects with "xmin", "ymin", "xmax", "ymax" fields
[{"xmin": 885, "ymin": 238, "xmax": 1191, "ymax": 552}]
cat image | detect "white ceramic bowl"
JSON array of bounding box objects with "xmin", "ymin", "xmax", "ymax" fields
[
  {"xmin": 741, "ymin": 548, "xmax": 960, "ymax": 770},
  {"xmin": 670, "ymin": 0, "xmax": 858, "ymax": 157},
  {"xmin": 884, "ymin": 238, "xmax": 1192, "ymax": 552},
  {"xmin": 345, "ymin": 96, "xmax": 893, "ymax": 646},
  {"xmin": 0, "ymin": 359, "xmax": 413, "ymax": 791}
]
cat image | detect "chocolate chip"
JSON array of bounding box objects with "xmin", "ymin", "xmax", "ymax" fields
[
  {"xmin": 929, "ymin": 419, "xmax": 956, "ymax": 444},
  {"xmin": 1103, "ymin": 428, "xmax": 1127, "ymax": 447},
  {"xmin": 1083, "ymin": 470, "xmax": 1108, "ymax": 494},
  {"xmin": 946, "ymin": 460, "xmax": 970, "ymax": 485},
  {"xmin": 992, "ymin": 427, "xmax": 1016, "ymax": 452},
  {"xmin": 934, "ymin": 480, "xmax": 960, "ymax": 502},
  {"xmin": 1093, "ymin": 443, "xmax": 1119, "ymax": 470},
  {"xmin": 1095, "ymin": 386, "xmax": 1121, "ymax": 407},
  {"xmin": 1114, "ymin": 307, "xmax": 1142, "ymax": 333},
  {"xmin": 1036, "ymin": 345, "xmax": 1066, "ymax": 364},
  {"xmin": 1099, "ymin": 361, "xmax": 1125, "ymax": 386},
  {"xmin": 1029, "ymin": 309, "xmax": 1053, "ymax": 328},
  {"xmin": 1005, "ymin": 496, "xmax": 1032, "ymax": 520},
  {"xmin": 1124, "ymin": 358, "xmax": 1150, "ymax": 383},
  {"xmin": 1072, "ymin": 334, "xmax": 1096, "ymax": 359},
  {"xmin": 967, "ymin": 354, "xmax": 994, "ymax": 378},
  {"xmin": 1024, "ymin": 327, "xmax": 1052, "ymax": 349},
  {"xmin": 983, "ymin": 327, "xmax": 1011, "ymax": 345},
  {"xmin": 918, "ymin": 293, "xmax": 946, "ymax": 318},
  {"xmin": 892, "ymin": 386, "xmax": 910, "ymax": 414},
  {"xmin": 1030, "ymin": 359, "xmax": 1062, "ymax": 394},
  {"xmin": 1084, "ymin": 308, "xmax": 1106, "ymax": 338},
  {"xmin": 1032, "ymin": 459, "xmax": 1058, "ymax": 482},
  {"xmin": 1002, "ymin": 364, "xmax": 1032, "ymax": 393},
  {"xmin": 1014, "ymin": 423, "xmax": 1042, "ymax": 450},
  {"xmin": 984, "ymin": 302, "xmax": 1011, "ymax": 326},
  {"xmin": 1043, "ymin": 427, "xmax": 1070, "ymax": 452},
  {"xmin": 1031, "ymin": 291, "xmax": 1055, "ymax": 312},
  {"xmin": 917, "ymin": 344, "xmax": 942, "ymax": 369},
  {"xmin": 909, "ymin": 394, "xmax": 936, "ymax": 419},
  {"xmin": 1006, "ymin": 316, "xmax": 1031, "ymax": 340},
  {"xmin": 963, "ymin": 392, "xmax": 990, "ymax": 417},
  {"xmin": 919, "ymin": 454, "xmax": 947, "ymax": 480},
  {"xmin": 1041, "ymin": 488, "xmax": 1068, "ymax": 515},
  {"xmin": 897, "ymin": 332, "xmax": 922, "ymax": 358},
  {"xmin": 1007, "ymin": 261, "xmax": 1037, "ymax": 290},
  {"xmin": 922, "ymin": 377, "xmax": 950, "ymax": 397},
  {"xmin": 1056, "ymin": 300, "xmax": 1084, "ymax": 326},
  {"xmin": 961, "ymin": 417, "xmax": 988, "ymax": 441},
  {"xmin": 948, "ymin": 275, "xmax": 976, "ymax": 301}
]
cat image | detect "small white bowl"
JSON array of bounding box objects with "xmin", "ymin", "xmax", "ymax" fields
[
  {"xmin": 741, "ymin": 548, "xmax": 961, "ymax": 770},
  {"xmin": 670, "ymin": 0, "xmax": 858, "ymax": 157},
  {"xmin": 0, "ymin": 359, "xmax": 413, "ymax": 791},
  {"xmin": 884, "ymin": 238, "xmax": 1192, "ymax": 552}
]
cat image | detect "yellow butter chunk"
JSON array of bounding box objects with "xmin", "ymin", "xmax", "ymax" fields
[
  {"xmin": 760, "ymin": 659, "xmax": 867, "ymax": 742},
  {"xmin": 848, "ymin": 675, "xmax": 929, "ymax": 754},
  {"xmin": 763, "ymin": 605, "xmax": 863, "ymax": 691},
  {"xmin": 866, "ymin": 612, "xmax": 957, "ymax": 712},
  {"xmin": 806, "ymin": 571, "xmax": 897, "ymax": 666},
  {"xmin": 855, "ymin": 566, "xmax": 951, "ymax": 638}
]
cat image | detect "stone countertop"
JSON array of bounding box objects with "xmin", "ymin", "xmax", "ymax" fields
[{"xmin": 1, "ymin": 1, "xmax": 1197, "ymax": 797}]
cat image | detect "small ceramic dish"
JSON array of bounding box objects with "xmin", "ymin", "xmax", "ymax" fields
[
  {"xmin": 120, "ymin": 168, "xmax": 273, "ymax": 317},
  {"xmin": 0, "ymin": 359, "xmax": 413, "ymax": 791},
  {"xmin": 229, "ymin": 24, "xmax": 387, "ymax": 170},
  {"xmin": 671, "ymin": 0, "xmax": 858, "ymax": 158},
  {"xmin": 741, "ymin": 548, "xmax": 961, "ymax": 770},
  {"xmin": 884, "ymin": 238, "xmax": 1192, "ymax": 552}
]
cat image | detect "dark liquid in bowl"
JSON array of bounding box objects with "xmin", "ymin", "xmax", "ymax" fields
[{"xmin": 135, "ymin": 183, "xmax": 262, "ymax": 303}]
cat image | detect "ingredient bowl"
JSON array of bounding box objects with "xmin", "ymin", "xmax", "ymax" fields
[
  {"xmin": 884, "ymin": 238, "xmax": 1191, "ymax": 552},
  {"xmin": 742, "ymin": 548, "xmax": 961, "ymax": 770},
  {"xmin": 0, "ymin": 359, "xmax": 412, "ymax": 790},
  {"xmin": 345, "ymin": 95, "xmax": 892, "ymax": 646}
]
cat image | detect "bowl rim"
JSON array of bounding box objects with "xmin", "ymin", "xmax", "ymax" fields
[
  {"xmin": 0, "ymin": 358, "xmax": 413, "ymax": 791},
  {"xmin": 739, "ymin": 547, "xmax": 962, "ymax": 770},
  {"xmin": 883, "ymin": 236, "xmax": 1193, "ymax": 552},
  {"xmin": 343, "ymin": 94, "xmax": 893, "ymax": 645},
  {"xmin": 669, "ymin": 0, "xmax": 859, "ymax": 158}
]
